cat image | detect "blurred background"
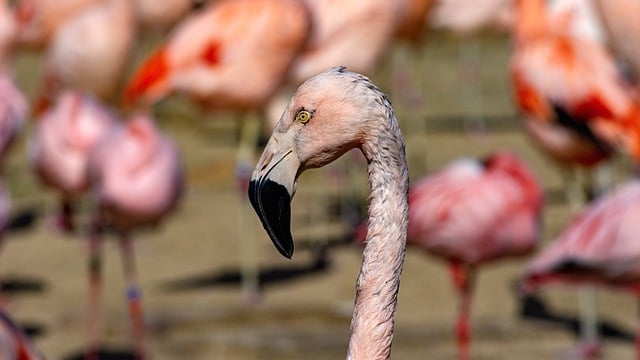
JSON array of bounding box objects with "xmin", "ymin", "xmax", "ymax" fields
[{"xmin": 0, "ymin": 0, "xmax": 639, "ymax": 359}]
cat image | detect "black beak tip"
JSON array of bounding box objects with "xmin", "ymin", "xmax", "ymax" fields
[{"xmin": 248, "ymin": 179, "xmax": 295, "ymax": 259}]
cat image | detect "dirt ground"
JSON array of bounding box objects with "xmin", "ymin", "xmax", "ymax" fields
[{"xmin": 2, "ymin": 32, "xmax": 638, "ymax": 359}]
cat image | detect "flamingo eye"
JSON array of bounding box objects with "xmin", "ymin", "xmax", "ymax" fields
[{"xmin": 295, "ymin": 110, "xmax": 312, "ymax": 124}]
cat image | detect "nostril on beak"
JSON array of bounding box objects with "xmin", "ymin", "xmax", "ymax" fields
[{"xmin": 260, "ymin": 152, "xmax": 274, "ymax": 172}]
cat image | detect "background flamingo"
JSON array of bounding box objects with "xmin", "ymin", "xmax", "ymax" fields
[
  {"xmin": 522, "ymin": 180, "xmax": 640, "ymax": 358},
  {"xmin": 409, "ymin": 151, "xmax": 543, "ymax": 360},
  {"xmin": 249, "ymin": 66, "xmax": 408, "ymax": 359},
  {"xmin": 0, "ymin": 74, "xmax": 28, "ymax": 167},
  {"xmin": 509, "ymin": 0, "xmax": 640, "ymax": 353},
  {"xmin": 34, "ymin": 0, "xmax": 136, "ymax": 112},
  {"xmin": 123, "ymin": 0, "xmax": 310, "ymax": 303},
  {"xmin": 28, "ymin": 90, "xmax": 118, "ymax": 232},
  {"xmin": 85, "ymin": 114, "xmax": 184, "ymax": 359}
]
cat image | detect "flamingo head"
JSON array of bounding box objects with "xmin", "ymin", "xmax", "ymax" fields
[{"xmin": 249, "ymin": 66, "xmax": 390, "ymax": 258}]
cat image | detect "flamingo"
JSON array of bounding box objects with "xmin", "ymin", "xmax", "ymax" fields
[
  {"xmin": 510, "ymin": 0, "xmax": 640, "ymax": 354},
  {"xmin": 593, "ymin": 0, "xmax": 640, "ymax": 83},
  {"xmin": 33, "ymin": 0, "xmax": 136, "ymax": 112},
  {"xmin": 122, "ymin": 0, "xmax": 311, "ymax": 303},
  {"xmin": 407, "ymin": 152, "xmax": 543, "ymax": 359},
  {"xmin": 13, "ymin": 0, "xmax": 99, "ymax": 49},
  {"xmin": 85, "ymin": 115, "xmax": 184, "ymax": 360},
  {"xmin": 0, "ymin": 0, "xmax": 17, "ymax": 65},
  {"xmin": 509, "ymin": 0, "xmax": 640, "ymax": 206},
  {"xmin": 522, "ymin": 180, "xmax": 640, "ymax": 358},
  {"xmin": 249, "ymin": 66, "xmax": 408, "ymax": 359},
  {"xmin": 28, "ymin": 90, "xmax": 118, "ymax": 232}
]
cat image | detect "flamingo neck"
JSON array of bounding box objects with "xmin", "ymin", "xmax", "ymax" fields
[{"xmin": 347, "ymin": 110, "xmax": 409, "ymax": 360}]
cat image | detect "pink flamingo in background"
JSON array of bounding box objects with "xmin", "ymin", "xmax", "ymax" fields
[
  {"xmin": 13, "ymin": 0, "xmax": 99, "ymax": 50},
  {"xmin": 85, "ymin": 115, "xmax": 183, "ymax": 360},
  {"xmin": 0, "ymin": 0, "xmax": 17, "ymax": 65},
  {"xmin": 593, "ymin": 0, "xmax": 640, "ymax": 83},
  {"xmin": 510, "ymin": 0, "xmax": 640, "ymax": 354},
  {"xmin": 33, "ymin": 0, "xmax": 136, "ymax": 112},
  {"xmin": 354, "ymin": 151, "xmax": 544, "ymax": 360},
  {"xmin": 407, "ymin": 152, "xmax": 543, "ymax": 360},
  {"xmin": 28, "ymin": 90, "xmax": 118, "ymax": 232},
  {"xmin": 249, "ymin": 67, "xmax": 408, "ymax": 359},
  {"xmin": 522, "ymin": 180, "xmax": 640, "ymax": 358},
  {"xmin": 122, "ymin": 0, "xmax": 309, "ymax": 111},
  {"xmin": 123, "ymin": 0, "xmax": 310, "ymax": 304},
  {"xmin": 510, "ymin": 0, "xmax": 640, "ymax": 204}
]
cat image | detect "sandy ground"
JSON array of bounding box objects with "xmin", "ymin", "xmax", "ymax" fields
[{"xmin": 1, "ymin": 32, "xmax": 638, "ymax": 359}]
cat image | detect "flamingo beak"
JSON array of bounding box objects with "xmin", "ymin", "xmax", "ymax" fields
[{"xmin": 248, "ymin": 132, "xmax": 301, "ymax": 259}]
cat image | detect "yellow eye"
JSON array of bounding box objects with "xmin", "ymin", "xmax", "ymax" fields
[{"xmin": 296, "ymin": 110, "xmax": 311, "ymax": 124}]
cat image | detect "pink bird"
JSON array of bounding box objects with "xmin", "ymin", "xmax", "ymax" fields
[
  {"xmin": 28, "ymin": 90, "xmax": 118, "ymax": 232},
  {"xmin": 522, "ymin": 180, "xmax": 640, "ymax": 358},
  {"xmin": 510, "ymin": 0, "xmax": 640, "ymax": 205},
  {"xmin": 85, "ymin": 115, "xmax": 184, "ymax": 360},
  {"xmin": 123, "ymin": 0, "xmax": 311, "ymax": 303},
  {"xmin": 407, "ymin": 152, "xmax": 543, "ymax": 360},
  {"xmin": 354, "ymin": 151, "xmax": 544, "ymax": 360},
  {"xmin": 122, "ymin": 0, "xmax": 309, "ymax": 110},
  {"xmin": 593, "ymin": 0, "xmax": 640, "ymax": 84},
  {"xmin": 13, "ymin": 0, "xmax": 99, "ymax": 49},
  {"xmin": 0, "ymin": 74, "xmax": 28, "ymax": 167},
  {"xmin": 33, "ymin": 0, "xmax": 136, "ymax": 112},
  {"xmin": 250, "ymin": 67, "xmax": 408, "ymax": 359}
]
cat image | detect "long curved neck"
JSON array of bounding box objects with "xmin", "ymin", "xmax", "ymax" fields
[{"xmin": 347, "ymin": 110, "xmax": 409, "ymax": 360}]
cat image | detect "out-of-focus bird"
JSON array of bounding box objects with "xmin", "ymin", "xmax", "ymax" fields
[
  {"xmin": 354, "ymin": 151, "xmax": 544, "ymax": 360},
  {"xmin": 123, "ymin": 0, "xmax": 311, "ymax": 303},
  {"xmin": 249, "ymin": 66, "xmax": 408, "ymax": 359},
  {"xmin": 593, "ymin": 0, "xmax": 640, "ymax": 83},
  {"xmin": 510, "ymin": 0, "xmax": 640, "ymax": 205},
  {"xmin": 0, "ymin": 74, "xmax": 28, "ymax": 168},
  {"xmin": 407, "ymin": 152, "xmax": 543, "ymax": 359},
  {"xmin": 13, "ymin": 0, "xmax": 99, "ymax": 49},
  {"xmin": 85, "ymin": 115, "xmax": 183, "ymax": 360},
  {"xmin": 510, "ymin": 0, "xmax": 640, "ymax": 355},
  {"xmin": 122, "ymin": 0, "xmax": 309, "ymax": 111},
  {"xmin": 522, "ymin": 180, "xmax": 640, "ymax": 358},
  {"xmin": 28, "ymin": 90, "xmax": 118, "ymax": 232},
  {"xmin": 34, "ymin": 0, "xmax": 136, "ymax": 112}
]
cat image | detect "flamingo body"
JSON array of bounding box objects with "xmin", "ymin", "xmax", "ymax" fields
[
  {"xmin": 123, "ymin": 0, "xmax": 310, "ymax": 110},
  {"xmin": 88, "ymin": 115, "xmax": 184, "ymax": 230},
  {"xmin": 29, "ymin": 91, "xmax": 118, "ymax": 197},
  {"xmin": 408, "ymin": 152, "xmax": 543, "ymax": 264},
  {"xmin": 524, "ymin": 180, "xmax": 640, "ymax": 290},
  {"xmin": 510, "ymin": 0, "xmax": 640, "ymax": 164}
]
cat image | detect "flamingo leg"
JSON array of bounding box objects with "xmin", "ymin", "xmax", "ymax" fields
[
  {"xmin": 86, "ymin": 221, "xmax": 103, "ymax": 360},
  {"xmin": 235, "ymin": 112, "xmax": 261, "ymax": 305},
  {"xmin": 119, "ymin": 234, "xmax": 145, "ymax": 360},
  {"xmin": 449, "ymin": 261, "xmax": 476, "ymax": 360},
  {"xmin": 58, "ymin": 197, "xmax": 75, "ymax": 233}
]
